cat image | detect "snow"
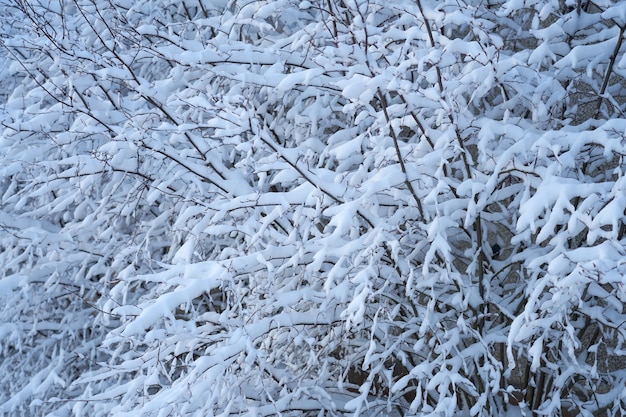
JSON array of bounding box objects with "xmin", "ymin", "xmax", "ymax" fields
[{"xmin": 2, "ymin": 0, "xmax": 626, "ymax": 416}]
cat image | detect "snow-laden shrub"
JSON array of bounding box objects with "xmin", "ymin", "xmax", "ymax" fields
[{"xmin": 1, "ymin": 0, "xmax": 626, "ymax": 415}]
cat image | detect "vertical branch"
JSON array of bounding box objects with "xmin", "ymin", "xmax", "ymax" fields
[
  {"xmin": 378, "ymin": 91, "xmax": 425, "ymax": 221},
  {"xmin": 415, "ymin": 0, "xmax": 443, "ymax": 92},
  {"xmin": 416, "ymin": 0, "xmax": 489, "ymax": 316},
  {"xmin": 325, "ymin": 0, "xmax": 339, "ymax": 40},
  {"xmin": 596, "ymin": 24, "xmax": 625, "ymax": 118}
]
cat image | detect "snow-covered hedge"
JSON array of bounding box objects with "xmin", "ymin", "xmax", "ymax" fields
[{"xmin": 1, "ymin": 0, "xmax": 626, "ymax": 415}]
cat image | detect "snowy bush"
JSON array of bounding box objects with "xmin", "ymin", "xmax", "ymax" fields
[{"xmin": 1, "ymin": 0, "xmax": 626, "ymax": 416}]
